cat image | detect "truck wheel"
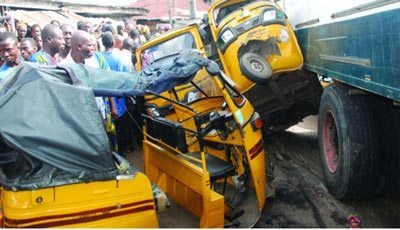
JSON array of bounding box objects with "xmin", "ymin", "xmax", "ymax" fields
[
  {"xmin": 239, "ymin": 53, "xmax": 272, "ymax": 83},
  {"xmin": 318, "ymin": 84, "xmax": 379, "ymax": 200}
]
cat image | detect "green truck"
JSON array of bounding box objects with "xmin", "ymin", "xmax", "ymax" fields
[{"xmin": 283, "ymin": 0, "xmax": 400, "ymax": 199}]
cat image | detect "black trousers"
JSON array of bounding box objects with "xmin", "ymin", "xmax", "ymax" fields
[
  {"xmin": 115, "ymin": 112, "xmax": 135, "ymax": 153},
  {"xmin": 126, "ymin": 96, "xmax": 145, "ymax": 145}
]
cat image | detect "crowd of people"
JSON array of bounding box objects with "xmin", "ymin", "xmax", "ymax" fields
[{"xmin": 0, "ymin": 17, "xmax": 172, "ymax": 156}]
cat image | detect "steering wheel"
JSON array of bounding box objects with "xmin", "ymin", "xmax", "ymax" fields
[{"xmin": 199, "ymin": 111, "xmax": 234, "ymax": 139}]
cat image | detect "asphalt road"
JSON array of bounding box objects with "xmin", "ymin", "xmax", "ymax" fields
[{"xmin": 129, "ymin": 116, "xmax": 400, "ymax": 228}]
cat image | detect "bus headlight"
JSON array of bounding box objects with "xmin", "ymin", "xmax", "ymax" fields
[
  {"xmin": 220, "ymin": 29, "xmax": 234, "ymax": 43},
  {"xmin": 217, "ymin": 29, "xmax": 235, "ymax": 49},
  {"xmin": 263, "ymin": 10, "xmax": 276, "ymax": 22},
  {"xmin": 280, "ymin": 28, "xmax": 290, "ymax": 43}
]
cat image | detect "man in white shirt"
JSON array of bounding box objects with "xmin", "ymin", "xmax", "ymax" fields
[{"xmin": 60, "ymin": 30, "xmax": 111, "ymax": 119}]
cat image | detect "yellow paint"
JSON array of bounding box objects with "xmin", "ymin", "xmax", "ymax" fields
[
  {"xmin": 141, "ymin": 66, "xmax": 266, "ymax": 227},
  {"xmin": 207, "ymin": 0, "xmax": 303, "ymax": 93},
  {"xmin": 1, "ymin": 173, "xmax": 158, "ymax": 228}
]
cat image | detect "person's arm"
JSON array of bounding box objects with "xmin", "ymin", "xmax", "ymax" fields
[
  {"xmin": 109, "ymin": 97, "xmax": 118, "ymax": 120},
  {"xmin": 91, "ymin": 20, "xmax": 104, "ymax": 34}
]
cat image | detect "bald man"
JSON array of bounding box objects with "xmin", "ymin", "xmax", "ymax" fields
[
  {"xmin": 60, "ymin": 30, "xmax": 117, "ymax": 149},
  {"xmin": 61, "ymin": 30, "xmax": 108, "ymax": 68},
  {"xmin": 29, "ymin": 24, "xmax": 64, "ymax": 65},
  {"xmin": 0, "ymin": 32, "xmax": 21, "ymax": 79},
  {"xmin": 114, "ymin": 34, "xmax": 124, "ymax": 51},
  {"xmin": 60, "ymin": 30, "xmax": 110, "ymax": 118}
]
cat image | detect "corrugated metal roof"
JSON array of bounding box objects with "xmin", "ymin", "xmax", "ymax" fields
[
  {"xmin": 6, "ymin": 11, "xmax": 45, "ymax": 27},
  {"xmin": 59, "ymin": 11, "xmax": 87, "ymax": 23},
  {"xmin": 129, "ymin": 0, "xmax": 209, "ymax": 20},
  {"xmin": 7, "ymin": 10, "xmax": 75, "ymax": 27},
  {"xmin": 6, "ymin": 10, "xmax": 121, "ymax": 28},
  {"xmin": 41, "ymin": 11, "xmax": 75, "ymax": 24}
]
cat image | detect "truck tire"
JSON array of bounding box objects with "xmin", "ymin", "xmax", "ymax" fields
[
  {"xmin": 318, "ymin": 84, "xmax": 380, "ymax": 200},
  {"xmin": 239, "ymin": 53, "xmax": 272, "ymax": 83}
]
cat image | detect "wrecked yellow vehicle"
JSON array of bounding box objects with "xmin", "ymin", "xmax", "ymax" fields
[
  {"xmin": 0, "ymin": 53, "xmax": 263, "ymax": 228},
  {"xmin": 0, "ymin": 174, "xmax": 157, "ymax": 228},
  {"xmin": 0, "ymin": 63, "xmax": 178, "ymax": 228},
  {"xmin": 202, "ymin": 0, "xmax": 322, "ymax": 131},
  {"xmin": 139, "ymin": 0, "xmax": 322, "ymax": 132},
  {"xmin": 208, "ymin": 0, "xmax": 303, "ymax": 88},
  {"xmin": 141, "ymin": 51, "xmax": 266, "ymax": 227}
]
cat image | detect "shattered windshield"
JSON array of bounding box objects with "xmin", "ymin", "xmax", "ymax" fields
[
  {"xmin": 141, "ymin": 33, "xmax": 196, "ymax": 69},
  {"xmin": 175, "ymin": 71, "xmax": 244, "ymax": 107},
  {"xmin": 172, "ymin": 70, "xmax": 222, "ymax": 104},
  {"xmin": 213, "ymin": 0, "xmax": 255, "ymax": 25}
]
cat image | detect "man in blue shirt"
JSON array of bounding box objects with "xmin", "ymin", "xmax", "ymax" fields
[
  {"xmin": 101, "ymin": 32, "xmax": 127, "ymax": 72},
  {"xmin": 101, "ymin": 32, "xmax": 135, "ymax": 154},
  {"xmin": 20, "ymin": 38, "xmax": 37, "ymax": 61},
  {"xmin": 0, "ymin": 32, "xmax": 21, "ymax": 80}
]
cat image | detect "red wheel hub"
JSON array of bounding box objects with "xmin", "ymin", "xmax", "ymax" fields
[{"xmin": 323, "ymin": 111, "xmax": 339, "ymax": 173}]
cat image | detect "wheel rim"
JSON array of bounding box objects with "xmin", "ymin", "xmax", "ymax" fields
[
  {"xmin": 249, "ymin": 59, "xmax": 265, "ymax": 73},
  {"xmin": 323, "ymin": 111, "xmax": 339, "ymax": 173}
]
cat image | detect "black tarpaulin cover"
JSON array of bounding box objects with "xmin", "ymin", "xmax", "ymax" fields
[{"xmin": 0, "ymin": 50, "xmax": 213, "ymax": 190}]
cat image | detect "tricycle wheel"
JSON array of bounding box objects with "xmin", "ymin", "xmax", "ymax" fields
[
  {"xmin": 318, "ymin": 84, "xmax": 380, "ymax": 200},
  {"xmin": 239, "ymin": 53, "xmax": 272, "ymax": 83}
]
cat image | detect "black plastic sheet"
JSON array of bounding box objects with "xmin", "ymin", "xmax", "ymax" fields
[{"xmin": 0, "ymin": 50, "xmax": 214, "ymax": 190}]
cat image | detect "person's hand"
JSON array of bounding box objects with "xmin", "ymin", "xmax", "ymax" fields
[{"xmin": 111, "ymin": 108, "xmax": 118, "ymax": 120}]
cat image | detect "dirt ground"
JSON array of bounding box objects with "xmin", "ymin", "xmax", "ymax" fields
[
  {"xmin": 256, "ymin": 116, "xmax": 400, "ymax": 228},
  {"xmin": 128, "ymin": 116, "xmax": 400, "ymax": 228}
]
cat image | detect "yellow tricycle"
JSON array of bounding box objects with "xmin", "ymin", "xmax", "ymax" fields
[
  {"xmin": 141, "ymin": 56, "xmax": 267, "ymax": 227},
  {"xmin": 202, "ymin": 0, "xmax": 322, "ymax": 132},
  {"xmin": 0, "ymin": 63, "xmax": 160, "ymax": 228}
]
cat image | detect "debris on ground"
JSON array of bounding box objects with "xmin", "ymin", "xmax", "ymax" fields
[
  {"xmin": 152, "ymin": 184, "xmax": 170, "ymax": 212},
  {"xmin": 348, "ymin": 214, "xmax": 362, "ymax": 228}
]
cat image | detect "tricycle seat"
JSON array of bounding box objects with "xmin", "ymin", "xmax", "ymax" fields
[
  {"xmin": 185, "ymin": 152, "xmax": 235, "ymax": 183},
  {"xmin": 143, "ymin": 115, "xmax": 235, "ymax": 183},
  {"xmin": 143, "ymin": 115, "xmax": 188, "ymax": 153}
]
